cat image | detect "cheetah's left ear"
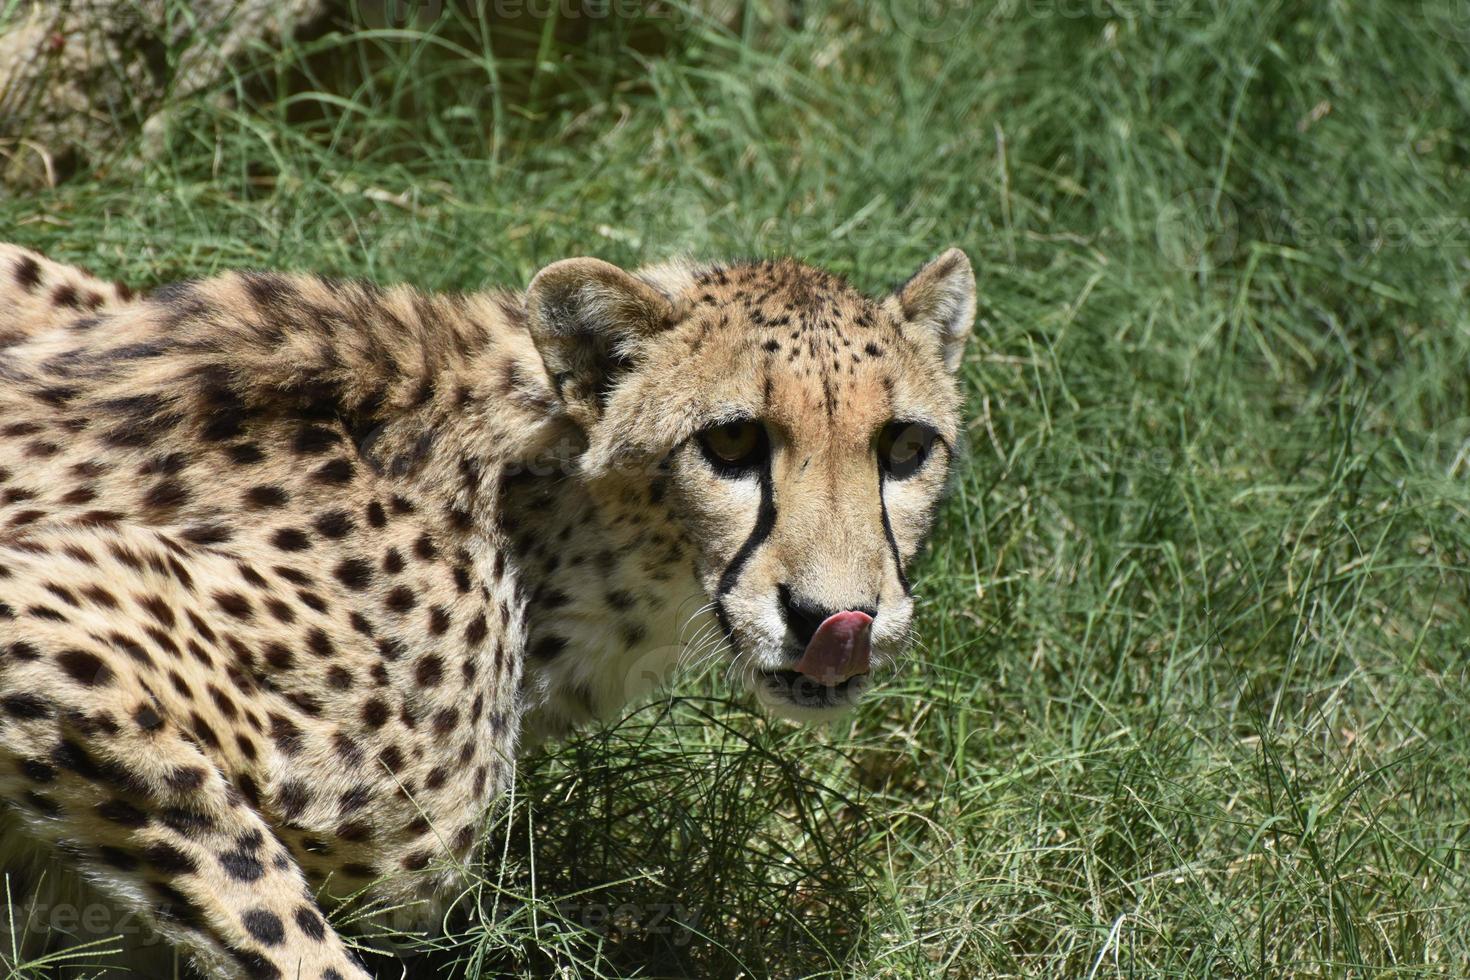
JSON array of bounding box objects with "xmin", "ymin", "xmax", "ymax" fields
[
  {"xmin": 887, "ymin": 248, "xmax": 976, "ymax": 374},
  {"xmin": 526, "ymin": 257, "xmax": 675, "ymax": 426}
]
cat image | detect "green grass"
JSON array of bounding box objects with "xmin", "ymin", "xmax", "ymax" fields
[{"xmin": 4, "ymin": 0, "xmax": 1470, "ymax": 976}]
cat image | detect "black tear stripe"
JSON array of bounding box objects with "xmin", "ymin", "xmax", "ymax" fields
[
  {"xmin": 878, "ymin": 474, "xmax": 911, "ymax": 597},
  {"xmin": 713, "ymin": 456, "xmax": 778, "ymax": 643}
]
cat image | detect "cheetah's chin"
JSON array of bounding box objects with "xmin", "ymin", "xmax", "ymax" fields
[{"xmin": 751, "ymin": 669, "xmax": 871, "ymax": 722}]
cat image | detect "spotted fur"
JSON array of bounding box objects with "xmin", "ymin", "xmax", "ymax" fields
[{"xmin": 0, "ymin": 242, "xmax": 975, "ymax": 977}]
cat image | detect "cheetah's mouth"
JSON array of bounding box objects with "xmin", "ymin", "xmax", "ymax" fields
[{"xmin": 754, "ymin": 610, "xmax": 874, "ymax": 712}]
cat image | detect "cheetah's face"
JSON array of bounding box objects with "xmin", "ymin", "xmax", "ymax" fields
[{"xmin": 527, "ymin": 251, "xmax": 974, "ymax": 721}]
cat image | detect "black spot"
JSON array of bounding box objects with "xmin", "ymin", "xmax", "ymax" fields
[
  {"xmin": 314, "ymin": 510, "xmax": 354, "ymax": 539},
  {"xmin": 96, "ymin": 798, "xmax": 150, "ymax": 827},
  {"xmin": 215, "ymin": 591, "xmax": 253, "ymax": 620},
  {"xmin": 385, "ymin": 586, "xmax": 416, "ymax": 613},
  {"xmin": 227, "ymin": 442, "xmax": 266, "ymax": 465},
  {"xmin": 200, "ymin": 407, "xmax": 246, "ymax": 442},
  {"xmin": 133, "ymin": 702, "xmax": 165, "ymax": 731},
  {"xmin": 200, "ymin": 840, "xmax": 255, "ymax": 879},
  {"xmin": 182, "ymin": 522, "xmax": 233, "ymax": 545},
  {"xmin": 295, "ymin": 904, "xmax": 328, "ymax": 941},
  {"xmin": 273, "ymin": 565, "xmax": 311, "ymax": 586},
  {"xmin": 334, "ymin": 558, "xmax": 372, "ymax": 591},
  {"xmin": 229, "ymin": 948, "xmax": 282, "ymax": 980},
  {"xmin": 52, "ymin": 283, "xmax": 80, "ymax": 309},
  {"xmin": 361, "ymin": 697, "xmax": 390, "ymax": 728},
  {"xmin": 366, "ymin": 501, "xmax": 387, "ymax": 527},
  {"xmin": 415, "ymin": 656, "xmax": 443, "ymax": 687},
  {"xmin": 14, "ymin": 255, "xmax": 41, "ymax": 291},
  {"xmin": 265, "ymin": 598, "xmax": 295, "ymax": 624},
  {"xmin": 166, "ymin": 766, "xmax": 207, "ymax": 793},
  {"xmin": 293, "ymin": 425, "xmax": 342, "ymax": 455},
  {"xmin": 246, "ymin": 485, "xmax": 289, "ymax": 508},
  {"xmin": 2, "ymin": 692, "xmax": 53, "ymax": 719},
  {"xmin": 263, "ymin": 642, "xmax": 294, "ymax": 670},
  {"xmin": 336, "ymin": 819, "xmax": 372, "ymax": 843},
  {"xmin": 269, "ymin": 714, "xmax": 303, "ymax": 756},
  {"xmin": 306, "ymin": 628, "xmax": 334, "ymax": 658},
  {"xmin": 274, "ymin": 780, "xmax": 310, "ymax": 822},
  {"xmin": 297, "ymin": 591, "xmax": 328, "ymax": 613},
  {"xmin": 144, "ymin": 842, "xmax": 199, "ymax": 875},
  {"xmin": 271, "ymin": 528, "xmax": 310, "ymax": 551},
  {"xmin": 339, "ymin": 785, "xmax": 372, "ymax": 815},
  {"xmin": 241, "ymin": 908, "xmax": 286, "ymax": 946},
  {"xmin": 312, "ymin": 458, "xmax": 355, "ymax": 484},
  {"xmin": 286, "ymin": 692, "xmax": 322, "ymax": 716}
]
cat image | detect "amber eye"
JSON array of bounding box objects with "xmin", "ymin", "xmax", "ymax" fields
[
  {"xmin": 696, "ymin": 419, "xmax": 768, "ymax": 476},
  {"xmin": 877, "ymin": 421, "xmax": 937, "ymax": 480}
]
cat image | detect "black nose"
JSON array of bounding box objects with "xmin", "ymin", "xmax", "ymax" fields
[{"xmin": 777, "ymin": 583, "xmax": 876, "ymax": 648}]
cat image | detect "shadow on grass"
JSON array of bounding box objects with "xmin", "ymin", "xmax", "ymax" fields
[{"xmin": 375, "ymin": 696, "xmax": 878, "ymax": 979}]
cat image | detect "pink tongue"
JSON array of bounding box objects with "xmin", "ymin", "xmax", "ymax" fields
[{"xmin": 793, "ymin": 611, "xmax": 873, "ymax": 685}]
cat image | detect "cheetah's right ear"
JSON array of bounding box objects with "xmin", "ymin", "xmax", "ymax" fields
[{"xmin": 526, "ymin": 257, "xmax": 675, "ymax": 427}]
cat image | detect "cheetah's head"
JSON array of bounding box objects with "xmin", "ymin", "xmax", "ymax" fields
[{"xmin": 525, "ymin": 251, "xmax": 973, "ymax": 721}]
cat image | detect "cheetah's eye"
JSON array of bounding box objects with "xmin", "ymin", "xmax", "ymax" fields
[
  {"xmin": 696, "ymin": 419, "xmax": 768, "ymax": 476},
  {"xmin": 877, "ymin": 421, "xmax": 937, "ymax": 480}
]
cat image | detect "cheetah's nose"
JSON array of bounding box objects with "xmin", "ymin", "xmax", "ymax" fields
[{"xmin": 792, "ymin": 610, "xmax": 872, "ymax": 685}]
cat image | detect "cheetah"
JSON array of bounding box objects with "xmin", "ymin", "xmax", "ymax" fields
[{"xmin": 0, "ymin": 240, "xmax": 976, "ymax": 978}]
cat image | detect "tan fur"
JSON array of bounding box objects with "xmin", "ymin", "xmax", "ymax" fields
[{"xmin": 0, "ymin": 243, "xmax": 974, "ymax": 977}]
